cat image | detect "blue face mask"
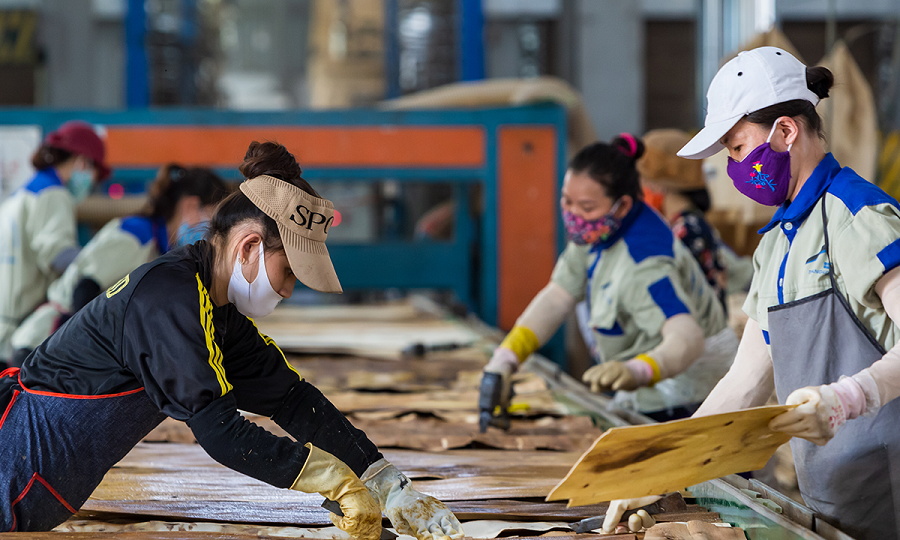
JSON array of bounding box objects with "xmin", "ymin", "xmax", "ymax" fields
[
  {"xmin": 67, "ymin": 168, "xmax": 94, "ymax": 203},
  {"xmin": 174, "ymin": 221, "xmax": 209, "ymax": 248}
]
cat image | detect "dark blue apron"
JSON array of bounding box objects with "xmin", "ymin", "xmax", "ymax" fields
[
  {"xmin": 0, "ymin": 367, "xmax": 165, "ymax": 531},
  {"xmin": 768, "ymin": 200, "xmax": 900, "ymax": 539}
]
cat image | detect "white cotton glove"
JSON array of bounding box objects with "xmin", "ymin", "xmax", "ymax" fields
[
  {"xmin": 363, "ymin": 459, "xmax": 464, "ymax": 540},
  {"xmin": 768, "ymin": 377, "xmax": 867, "ymax": 446},
  {"xmin": 484, "ymin": 347, "xmax": 519, "ymax": 376},
  {"xmin": 582, "ymin": 361, "xmax": 639, "ymax": 392},
  {"xmin": 601, "ymin": 495, "xmax": 662, "ymax": 533}
]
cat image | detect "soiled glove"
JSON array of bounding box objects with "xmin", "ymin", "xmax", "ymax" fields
[
  {"xmin": 291, "ymin": 443, "xmax": 382, "ymax": 540},
  {"xmin": 582, "ymin": 361, "xmax": 638, "ymax": 392},
  {"xmin": 363, "ymin": 459, "xmax": 464, "ymax": 540},
  {"xmin": 769, "ymin": 383, "xmax": 851, "ymax": 446},
  {"xmin": 601, "ymin": 495, "xmax": 662, "ymax": 533}
]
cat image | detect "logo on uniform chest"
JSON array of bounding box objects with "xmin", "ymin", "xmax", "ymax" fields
[{"xmin": 805, "ymin": 244, "xmax": 830, "ymax": 275}]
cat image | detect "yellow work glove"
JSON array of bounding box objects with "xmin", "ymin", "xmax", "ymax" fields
[
  {"xmin": 291, "ymin": 444, "xmax": 382, "ymax": 540},
  {"xmin": 582, "ymin": 361, "xmax": 638, "ymax": 392},
  {"xmin": 363, "ymin": 459, "xmax": 464, "ymax": 540},
  {"xmin": 601, "ymin": 495, "xmax": 662, "ymax": 533}
]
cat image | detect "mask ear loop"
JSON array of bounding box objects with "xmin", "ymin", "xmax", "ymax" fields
[
  {"xmin": 767, "ymin": 122, "xmax": 793, "ymax": 152},
  {"xmin": 609, "ymin": 199, "xmax": 622, "ymax": 215}
]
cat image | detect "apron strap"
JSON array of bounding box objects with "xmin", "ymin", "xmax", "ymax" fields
[
  {"xmin": 820, "ymin": 196, "xmax": 839, "ymax": 292},
  {"xmin": 819, "ymin": 194, "xmax": 887, "ymax": 355}
]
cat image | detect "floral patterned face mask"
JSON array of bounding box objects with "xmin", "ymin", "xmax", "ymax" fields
[{"xmin": 563, "ymin": 200, "xmax": 623, "ymax": 245}]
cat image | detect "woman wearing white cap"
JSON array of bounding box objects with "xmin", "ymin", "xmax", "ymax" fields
[
  {"xmin": 0, "ymin": 121, "xmax": 110, "ymax": 367},
  {"xmin": 0, "ymin": 141, "xmax": 463, "ymax": 539},
  {"xmin": 603, "ymin": 47, "xmax": 900, "ymax": 539}
]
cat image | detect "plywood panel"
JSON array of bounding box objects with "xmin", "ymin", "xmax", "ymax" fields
[{"xmin": 547, "ymin": 406, "xmax": 793, "ymax": 505}]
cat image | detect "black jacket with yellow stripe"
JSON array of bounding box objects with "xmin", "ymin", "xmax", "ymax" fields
[{"xmin": 14, "ymin": 241, "xmax": 381, "ymax": 487}]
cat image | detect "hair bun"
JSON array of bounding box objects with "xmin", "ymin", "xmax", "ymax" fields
[
  {"xmin": 807, "ymin": 66, "xmax": 834, "ymax": 100},
  {"xmin": 239, "ymin": 141, "xmax": 304, "ymax": 182},
  {"xmin": 612, "ymin": 133, "xmax": 646, "ymax": 161}
]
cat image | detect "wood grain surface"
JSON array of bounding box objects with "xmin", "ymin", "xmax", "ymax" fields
[
  {"xmin": 644, "ymin": 521, "xmax": 745, "ymax": 539},
  {"xmin": 81, "ymin": 444, "xmax": 581, "ymax": 524},
  {"xmin": 547, "ymin": 405, "xmax": 794, "ymax": 505}
]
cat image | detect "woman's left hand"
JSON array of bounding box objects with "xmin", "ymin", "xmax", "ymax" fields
[
  {"xmin": 768, "ymin": 385, "xmax": 846, "ymax": 446},
  {"xmin": 364, "ymin": 460, "xmax": 464, "ymax": 540},
  {"xmin": 582, "ymin": 362, "xmax": 638, "ymax": 392}
]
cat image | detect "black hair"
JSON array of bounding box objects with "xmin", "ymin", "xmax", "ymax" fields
[
  {"xmin": 31, "ymin": 146, "xmax": 73, "ymax": 170},
  {"xmin": 569, "ymin": 135, "xmax": 645, "ymax": 201},
  {"xmin": 208, "ymin": 141, "xmax": 320, "ymax": 252},
  {"xmin": 143, "ymin": 164, "xmax": 228, "ymax": 222},
  {"xmin": 681, "ymin": 187, "xmax": 712, "ymax": 213},
  {"xmin": 744, "ymin": 66, "xmax": 834, "ymax": 139}
]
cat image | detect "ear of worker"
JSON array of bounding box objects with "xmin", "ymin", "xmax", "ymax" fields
[{"xmin": 291, "ymin": 446, "xmax": 464, "ymax": 540}]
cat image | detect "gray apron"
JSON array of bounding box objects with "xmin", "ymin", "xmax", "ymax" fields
[{"xmin": 768, "ymin": 199, "xmax": 900, "ymax": 540}]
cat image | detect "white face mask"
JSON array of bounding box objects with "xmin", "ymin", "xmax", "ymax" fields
[{"xmin": 227, "ymin": 242, "xmax": 283, "ymax": 318}]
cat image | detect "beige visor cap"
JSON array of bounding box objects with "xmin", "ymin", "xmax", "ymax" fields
[{"xmin": 240, "ymin": 175, "xmax": 342, "ymax": 293}]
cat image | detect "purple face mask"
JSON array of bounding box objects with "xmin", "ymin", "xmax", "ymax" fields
[
  {"xmin": 563, "ymin": 201, "xmax": 622, "ymax": 246},
  {"xmin": 726, "ymin": 124, "xmax": 792, "ymax": 206}
]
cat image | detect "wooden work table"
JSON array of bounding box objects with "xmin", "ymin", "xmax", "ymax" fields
[{"xmin": 2, "ymin": 300, "xmax": 851, "ymax": 540}]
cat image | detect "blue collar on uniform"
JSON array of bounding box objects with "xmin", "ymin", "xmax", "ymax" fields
[
  {"xmin": 590, "ymin": 199, "xmax": 645, "ymax": 254},
  {"xmin": 758, "ymin": 153, "xmax": 842, "ymax": 234},
  {"xmin": 22, "ymin": 168, "xmax": 64, "ymax": 194}
]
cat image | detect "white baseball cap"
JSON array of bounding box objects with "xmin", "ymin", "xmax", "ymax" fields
[{"xmin": 678, "ymin": 47, "xmax": 820, "ymax": 160}]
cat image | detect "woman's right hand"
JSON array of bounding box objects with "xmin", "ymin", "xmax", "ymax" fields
[
  {"xmin": 481, "ymin": 347, "xmax": 519, "ymax": 407},
  {"xmin": 602, "ymin": 495, "xmax": 662, "ymax": 533},
  {"xmin": 291, "ymin": 444, "xmax": 383, "ymax": 540}
]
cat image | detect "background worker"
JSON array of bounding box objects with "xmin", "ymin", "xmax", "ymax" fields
[
  {"xmin": 0, "ymin": 141, "xmax": 463, "ymax": 539},
  {"xmin": 0, "ymin": 121, "xmax": 109, "ymax": 367},
  {"xmin": 8, "ymin": 164, "xmax": 228, "ymax": 364},
  {"xmin": 638, "ymin": 129, "xmax": 728, "ymax": 310},
  {"xmin": 604, "ymin": 47, "xmax": 900, "ymax": 540},
  {"xmin": 482, "ymin": 136, "xmax": 738, "ymax": 422}
]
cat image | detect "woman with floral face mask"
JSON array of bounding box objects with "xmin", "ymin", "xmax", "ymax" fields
[
  {"xmin": 7, "ymin": 164, "xmax": 228, "ymax": 365},
  {"xmin": 604, "ymin": 47, "xmax": 900, "ymax": 540},
  {"xmin": 0, "ymin": 140, "xmax": 463, "ymax": 539},
  {"xmin": 482, "ymin": 135, "xmax": 738, "ymax": 422},
  {"xmin": 0, "ymin": 121, "xmax": 110, "ymax": 368}
]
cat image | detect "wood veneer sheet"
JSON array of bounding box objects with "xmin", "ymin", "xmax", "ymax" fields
[{"xmin": 547, "ymin": 405, "xmax": 793, "ymax": 505}]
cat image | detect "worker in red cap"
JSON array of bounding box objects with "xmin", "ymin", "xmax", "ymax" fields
[{"xmin": 0, "ymin": 121, "xmax": 111, "ymax": 368}]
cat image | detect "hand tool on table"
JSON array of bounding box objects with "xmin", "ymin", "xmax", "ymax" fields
[
  {"xmin": 568, "ymin": 492, "xmax": 687, "ymax": 533},
  {"xmin": 478, "ymin": 371, "xmax": 514, "ymax": 432},
  {"xmin": 322, "ymin": 499, "xmax": 398, "ymax": 540},
  {"xmin": 401, "ymin": 341, "xmax": 473, "ymax": 358}
]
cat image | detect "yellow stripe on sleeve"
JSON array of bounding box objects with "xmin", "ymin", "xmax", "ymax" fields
[
  {"xmin": 248, "ymin": 317, "xmax": 302, "ymax": 380},
  {"xmin": 196, "ymin": 273, "xmax": 231, "ymax": 395}
]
